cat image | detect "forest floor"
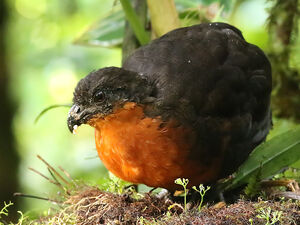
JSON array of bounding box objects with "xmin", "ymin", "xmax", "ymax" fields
[
  {"xmin": 27, "ymin": 183, "xmax": 300, "ymax": 225},
  {"xmin": 3, "ymin": 156, "xmax": 299, "ymax": 225}
]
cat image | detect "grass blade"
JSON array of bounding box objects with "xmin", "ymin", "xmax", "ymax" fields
[{"xmin": 34, "ymin": 104, "xmax": 71, "ymax": 124}]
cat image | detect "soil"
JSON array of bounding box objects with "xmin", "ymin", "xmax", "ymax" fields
[{"xmin": 33, "ymin": 186, "xmax": 300, "ymax": 225}]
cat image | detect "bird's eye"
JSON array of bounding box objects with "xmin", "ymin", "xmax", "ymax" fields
[{"xmin": 94, "ymin": 91, "xmax": 105, "ymax": 102}]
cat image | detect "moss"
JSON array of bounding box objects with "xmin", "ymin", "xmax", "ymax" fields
[{"xmin": 23, "ymin": 185, "xmax": 299, "ymax": 225}]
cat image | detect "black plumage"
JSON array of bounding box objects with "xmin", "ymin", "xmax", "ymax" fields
[{"xmin": 68, "ymin": 22, "xmax": 272, "ymax": 186}]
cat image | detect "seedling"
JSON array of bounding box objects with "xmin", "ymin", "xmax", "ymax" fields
[
  {"xmin": 249, "ymin": 218, "xmax": 253, "ymax": 225},
  {"xmin": 0, "ymin": 201, "xmax": 13, "ymax": 220},
  {"xmin": 192, "ymin": 184, "xmax": 211, "ymax": 211},
  {"xmin": 0, "ymin": 202, "xmax": 26, "ymax": 225},
  {"xmin": 107, "ymin": 172, "xmax": 132, "ymax": 194},
  {"xmin": 256, "ymin": 206, "xmax": 282, "ymax": 225},
  {"xmin": 174, "ymin": 178, "xmax": 189, "ymax": 210}
]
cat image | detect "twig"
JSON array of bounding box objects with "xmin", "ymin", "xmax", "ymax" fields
[
  {"xmin": 37, "ymin": 155, "xmax": 71, "ymax": 186},
  {"xmin": 47, "ymin": 168, "xmax": 71, "ymax": 195},
  {"xmin": 58, "ymin": 166, "xmax": 78, "ymax": 187},
  {"xmin": 14, "ymin": 193, "xmax": 61, "ymax": 205},
  {"xmin": 28, "ymin": 167, "xmax": 60, "ymax": 187}
]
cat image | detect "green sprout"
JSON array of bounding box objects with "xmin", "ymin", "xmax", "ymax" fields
[
  {"xmin": 256, "ymin": 206, "xmax": 283, "ymax": 225},
  {"xmin": 249, "ymin": 218, "xmax": 253, "ymax": 225},
  {"xmin": 0, "ymin": 201, "xmax": 13, "ymax": 219},
  {"xmin": 174, "ymin": 178, "xmax": 189, "ymax": 210},
  {"xmin": 0, "ymin": 202, "xmax": 28, "ymax": 225},
  {"xmin": 15, "ymin": 211, "xmax": 26, "ymax": 225},
  {"xmin": 0, "ymin": 202, "xmax": 13, "ymax": 225},
  {"xmin": 192, "ymin": 184, "xmax": 211, "ymax": 211}
]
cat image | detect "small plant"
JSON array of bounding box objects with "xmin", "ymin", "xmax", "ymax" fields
[
  {"xmin": 244, "ymin": 171, "xmax": 261, "ymax": 198},
  {"xmin": 138, "ymin": 216, "xmax": 146, "ymax": 225},
  {"xmin": 192, "ymin": 184, "xmax": 211, "ymax": 211},
  {"xmin": 0, "ymin": 201, "xmax": 13, "ymax": 221},
  {"xmin": 137, "ymin": 216, "xmax": 159, "ymax": 225},
  {"xmin": 106, "ymin": 172, "xmax": 132, "ymax": 194},
  {"xmin": 0, "ymin": 202, "xmax": 26, "ymax": 225},
  {"xmin": 256, "ymin": 206, "xmax": 283, "ymax": 225},
  {"xmin": 249, "ymin": 218, "xmax": 253, "ymax": 225},
  {"xmin": 174, "ymin": 178, "xmax": 189, "ymax": 210},
  {"xmin": 15, "ymin": 211, "xmax": 26, "ymax": 225}
]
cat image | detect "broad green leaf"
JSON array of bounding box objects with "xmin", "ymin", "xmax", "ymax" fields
[
  {"xmin": 75, "ymin": 0, "xmax": 233, "ymax": 47},
  {"xmin": 75, "ymin": 1, "xmax": 211, "ymax": 47},
  {"xmin": 225, "ymin": 126, "xmax": 300, "ymax": 190},
  {"xmin": 74, "ymin": 7, "xmax": 125, "ymax": 47}
]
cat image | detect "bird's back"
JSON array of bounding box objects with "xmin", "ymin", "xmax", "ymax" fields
[{"xmin": 123, "ymin": 22, "xmax": 272, "ymax": 176}]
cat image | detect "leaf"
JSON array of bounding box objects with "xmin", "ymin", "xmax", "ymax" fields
[
  {"xmin": 75, "ymin": 0, "xmax": 211, "ymax": 47},
  {"xmin": 74, "ymin": 7, "xmax": 125, "ymax": 47},
  {"xmin": 224, "ymin": 126, "xmax": 300, "ymax": 190},
  {"xmin": 75, "ymin": 0, "xmax": 234, "ymax": 47}
]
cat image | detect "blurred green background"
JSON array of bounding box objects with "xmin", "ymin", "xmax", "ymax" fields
[
  {"xmin": 0, "ymin": 0, "xmax": 299, "ymax": 222},
  {"xmin": 2, "ymin": 0, "xmax": 121, "ymax": 219}
]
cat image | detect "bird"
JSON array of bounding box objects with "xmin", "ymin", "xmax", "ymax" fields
[{"xmin": 67, "ymin": 22, "xmax": 272, "ymax": 190}]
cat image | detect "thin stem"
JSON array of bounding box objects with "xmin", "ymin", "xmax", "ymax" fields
[
  {"xmin": 184, "ymin": 186, "xmax": 187, "ymax": 210},
  {"xmin": 122, "ymin": 0, "xmax": 147, "ymax": 64},
  {"xmin": 34, "ymin": 104, "xmax": 71, "ymax": 124},
  {"xmin": 199, "ymin": 195, "xmax": 204, "ymax": 211},
  {"xmin": 120, "ymin": 0, "xmax": 150, "ymax": 45},
  {"xmin": 37, "ymin": 155, "xmax": 71, "ymax": 186}
]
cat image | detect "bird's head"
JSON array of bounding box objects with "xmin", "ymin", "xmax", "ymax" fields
[{"xmin": 67, "ymin": 67, "xmax": 153, "ymax": 133}]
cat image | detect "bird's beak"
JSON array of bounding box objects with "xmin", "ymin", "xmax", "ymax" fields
[{"xmin": 67, "ymin": 104, "xmax": 84, "ymax": 134}]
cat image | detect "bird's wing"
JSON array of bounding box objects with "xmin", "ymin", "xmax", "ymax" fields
[
  {"xmin": 123, "ymin": 23, "xmax": 272, "ymax": 170},
  {"xmin": 123, "ymin": 23, "xmax": 271, "ymax": 118}
]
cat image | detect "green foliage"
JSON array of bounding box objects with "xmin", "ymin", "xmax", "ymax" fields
[
  {"xmin": 192, "ymin": 184, "xmax": 210, "ymax": 211},
  {"xmin": 249, "ymin": 218, "xmax": 253, "ymax": 225},
  {"xmin": 0, "ymin": 202, "xmax": 26, "ymax": 225},
  {"xmin": 14, "ymin": 211, "xmax": 26, "ymax": 225},
  {"xmin": 224, "ymin": 126, "xmax": 300, "ymax": 191},
  {"xmin": 256, "ymin": 206, "xmax": 283, "ymax": 225},
  {"xmin": 76, "ymin": 0, "xmax": 233, "ymax": 47},
  {"xmin": 267, "ymin": 0, "xmax": 300, "ymax": 120},
  {"xmin": 101, "ymin": 172, "xmax": 133, "ymax": 195},
  {"xmin": 137, "ymin": 216, "xmax": 159, "ymax": 225},
  {"xmin": 0, "ymin": 202, "xmax": 13, "ymax": 221},
  {"xmin": 75, "ymin": 5, "xmax": 125, "ymax": 47},
  {"xmin": 120, "ymin": 0, "xmax": 150, "ymax": 45},
  {"xmin": 275, "ymin": 167, "xmax": 300, "ymax": 183},
  {"xmin": 174, "ymin": 178, "xmax": 189, "ymax": 210},
  {"xmin": 244, "ymin": 171, "xmax": 261, "ymax": 198},
  {"xmin": 9, "ymin": 0, "xmax": 121, "ymax": 212}
]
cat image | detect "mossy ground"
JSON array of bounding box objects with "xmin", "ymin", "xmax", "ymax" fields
[
  {"xmin": 22, "ymin": 184, "xmax": 299, "ymax": 225},
  {"xmin": 2, "ymin": 157, "xmax": 299, "ymax": 225}
]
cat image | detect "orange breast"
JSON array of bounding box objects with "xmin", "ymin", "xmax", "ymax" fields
[{"xmin": 92, "ymin": 102, "xmax": 222, "ymax": 190}]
